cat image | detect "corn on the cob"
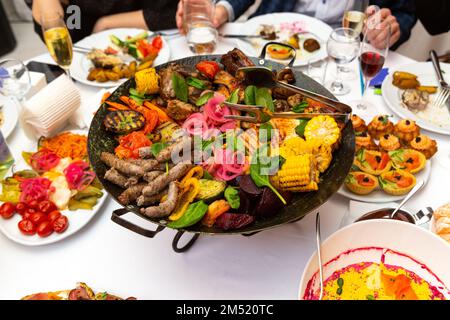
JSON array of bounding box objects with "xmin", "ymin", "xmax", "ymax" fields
[
  {"xmin": 271, "ymin": 154, "xmax": 318, "ymax": 192},
  {"xmin": 135, "ymin": 67, "xmax": 160, "ymax": 95},
  {"xmin": 304, "ymin": 115, "xmax": 340, "ymax": 147}
]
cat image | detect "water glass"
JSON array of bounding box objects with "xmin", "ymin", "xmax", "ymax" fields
[
  {"xmin": 183, "ymin": 0, "xmax": 218, "ymax": 54},
  {"xmin": 0, "ymin": 59, "xmax": 31, "ymax": 102}
]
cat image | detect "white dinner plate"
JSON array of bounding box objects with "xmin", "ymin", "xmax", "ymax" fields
[
  {"xmin": 70, "ymin": 28, "xmax": 171, "ymax": 88},
  {"xmin": 236, "ymin": 13, "xmax": 332, "ymax": 67},
  {"xmin": 0, "ymin": 98, "xmax": 19, "ymax": 139},
  {"xmin": 0, "ymin": 130, "xmax": 108, "ymax": 246},
  {"xmin": 381, "ymin": 62, "xmax": 450, "ymax": 136},
  {"xmin": 337, "ymin": 161, "xmax": 431, "ymax": 203}
]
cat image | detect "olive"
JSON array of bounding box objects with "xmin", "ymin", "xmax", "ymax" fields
[
  {"xmin": 383, "ymin": 134, "xmax": 390, "ymax": 139},
  {"xmin": 415, "ymin": 136, "xmax": 422, "ymax": 142},
  {"xmin": 375, "ymin": 155, "xmax": 381, "ymax": 163},
  {"xmin": 406, "ymin": 120, "xmax": 411, "ymax": 125}
]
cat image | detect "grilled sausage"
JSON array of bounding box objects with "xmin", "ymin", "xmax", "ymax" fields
[
  {"xmin": 141, "ymin": 182, "xmax": 179, "ymax": 218},
  {"xmin": 142, "ymin": 161, "xmax": 193, "ymax": 197},
  {"xmin": 101, "ymin": 152, "xmax": 145, "ymax": 177}
]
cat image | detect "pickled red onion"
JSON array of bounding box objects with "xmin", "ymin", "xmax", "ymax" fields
[
  {"xmin": 204, "ymin": 93, "xmax": 230, "ymax": 124},
  {"xmin": 208, "ymin": 148, "xmax": 247, "ymax": 181},
  {"xmin": 64, "ymin": 161, "xmax": 96, "ymax": 191},
  {"xmin": 30, "ymin": 149, "xmax": 60, "ymax": 173},
  {"xmin": 19, "ymin": 177, "xmax": 53, "ymax": 203}
]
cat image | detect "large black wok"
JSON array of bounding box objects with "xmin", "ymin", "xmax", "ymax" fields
[{"xmin": 88, "ymin": 53, "xmax": 355, "ymax": 246}]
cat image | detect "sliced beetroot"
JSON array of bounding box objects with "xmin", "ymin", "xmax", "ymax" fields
[
  {"xmin": 238, "ymin": 175, "xmax": 262, "ymax": 197},
  {"xmin": 214, "ymin": 213, "xmax": 255, "ymax": 230},
  {"xmin": 237, "ymin": 189, "xmax": 253, "ymax": 214},
  {"xmin": 254, "ymin": 187, "xmax": 292, "ymax": 217}
]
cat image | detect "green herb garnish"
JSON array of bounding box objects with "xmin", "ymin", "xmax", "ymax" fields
[
  {"xmin": 227, "ymin": 88, "xmax": 240, "ymax": 104},
  {"xmin": 295, "ymin": 119, "xmax": 309, "ymax": 138},
  {"xmin": 187, "ymin": 77, "xmax": 208, "ymax": 90},
  {"xmin": 195, "ymin": 92, "xmax": 214, "ymax": 107},
  {"xmin": 244, "ymin": 85, "xmax": 257, "ymax": 105},
  {"xmin": 150, "ymin": 142, "xmax": 168, "ymax": 157},
  {"xmin": 292, "ymin": 101, "xmax": 308, "ymax": 113},
  {"xmin": 224, "ymin": 186, "xmax": 240, "ymax": 209},
  {"xmin": 172, "ymin": 73, "xmax": 188, "ymax": 102}
]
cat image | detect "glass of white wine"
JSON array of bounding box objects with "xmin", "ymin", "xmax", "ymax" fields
[{"xmin": 41, "ymin": 14, "xmax": 73, "ymax": 77}]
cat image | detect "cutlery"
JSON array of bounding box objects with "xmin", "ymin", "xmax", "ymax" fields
[
  {"xmin": 220, "ymin": 33, "xmax": 275, "ymax": 40},
  {"xmin": 430, "ymin": 50, "xmax": 450, "ymax": 109},
  {"xmin": 389, "ymin": 179, "xmax": 424, "ymax": 219},
  {"xmin": 315, "ymin": 212, "xmax": 324, "ymax": 300}
]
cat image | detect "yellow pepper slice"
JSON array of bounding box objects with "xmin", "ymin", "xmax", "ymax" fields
[
  {"xmin": 180, "ymin": 166, "xmax": 203, "ymax": 185},
  {"xmin": 201, "ymin": 199, "xmax": 231, "ymax": 227},
  {"xmin": 169, "ymin": 178, "xmax": 200, "ymax": 221}
]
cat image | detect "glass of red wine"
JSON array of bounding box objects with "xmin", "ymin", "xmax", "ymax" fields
[{"xmin": 355, "ymin": 23, "xmax": 391, "ymax": 110}]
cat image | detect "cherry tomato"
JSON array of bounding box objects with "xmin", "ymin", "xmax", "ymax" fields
[
  {"xmin": 0, "ymin": 202, "xmax": 16, "ymax": 219},
  {"xmin": 196, "ymin": 61, "xmax": 220, "ymax": 80},
  {"xmin": 152, "ymin": 36, "xmax": 163, "ymax": 50},
  {"xmin": 37, "ymin": 221, "xmax": 53, "ymax": 238},
  {"xmin": 52, "ymin": 215, "xmax": 69, "ymax": 233},
  {"xmin": 28, "ymin": 200, "xmax": 39, "ymax": 210},
  {"xmin": 23, "ymin": 208, "xmax": 36, "ymax": 220},
  {"xmin": 15, "ymin": 202, "xmax": 28, "ymax": 215},
  {"xmin": 38, "ymin": 201, "xmax": 57, "ymax": 214},
  {"xmin": 30, "ymin": 212, "xmax": 47, "ymax": 226},
  {"xmin": 18, "ymin": 220, "xmax": 36, "ymax": 236},
  {"xmin": 47, "ymin": 210, "xmax": 61, "ymax": 223}
]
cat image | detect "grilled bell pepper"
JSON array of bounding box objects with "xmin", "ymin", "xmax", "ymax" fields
[
  {"xmin": 168, "ymin": 178, "xmax": 200, "ymax": 221},
  {"xmin": 202, "ymin": 199, "xmax": 231, "ymax": 227}
]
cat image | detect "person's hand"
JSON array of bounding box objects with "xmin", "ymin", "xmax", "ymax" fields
[
  {"xmin": 32, "ymin": 0, "xmax": 64, "ymax": 24},
  {"xmin": 176, "ymin": 1, "xmax": 229, "ymax": 34},
  {"xmin": 365, "ymin": 8, "xmax": 401, "ymax": 49}
]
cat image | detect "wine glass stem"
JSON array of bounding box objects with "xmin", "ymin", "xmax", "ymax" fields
[
  {"xmin": 331, "ymin": 63, "xmax": 344, "ymax": 91},
  {"xmin": 357, "ymin": 76, "xmax": 370, "ymax": 110}
]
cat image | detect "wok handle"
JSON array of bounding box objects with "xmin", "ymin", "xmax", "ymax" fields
[
  {"xmin": 172, "ymin": 231, "xmax": 200, "ymax": 253},
  {"xmin": 111, "ymin": 208, "xmax": 166, "ymax": 238}
]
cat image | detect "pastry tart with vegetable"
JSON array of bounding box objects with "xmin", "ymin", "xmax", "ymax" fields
[
  {"xmin": 409, "ymin": 134, "xmax": 437, "ymax": 159},
  {"xmin": 368, "ymin": 115, "xmax": 394, "ymax": 140},
  {"xmin": 388, "ymin": 149, "xmax": 426, "ymax": 174},
  {"xmin": 378, "ymin": 169, "xmax": 416, "ymax": 196},
  {"xmin": 379, "ymin": 134, "xmax": 401, "ymax": 152},
  {"xmin": 345, "ymin": 171, "xmax": 378, "ymax": 195},
  {"xmin": 354, "ymin": 149, "xmax": 392, "ymax": 176},
  {"xmin": 355, "ymin": 132, "xmax": 378, "ymax": 151},
  {"xmin": 351, "ymin": 114, "xmax": 367, "ymax": 133},
  {"xmin": 394, "ymin": 119, "xmax": 420, "ymax": 143}
]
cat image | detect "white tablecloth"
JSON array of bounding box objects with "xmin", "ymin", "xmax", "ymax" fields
[{"xmin": 0, "ymin": 24, "xmax": 449, "ymax": 300}]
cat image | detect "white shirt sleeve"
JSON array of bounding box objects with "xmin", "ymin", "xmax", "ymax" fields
[{"xmin": 216, "ymin": 1, "xmax": 235, "ymax": 22}]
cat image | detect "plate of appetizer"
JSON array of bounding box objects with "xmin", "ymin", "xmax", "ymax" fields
[
  {"xmin": 88, "ymin": 48, "xmax": 355, "ymax": 236},
  {"xmin": 382, "ymin": 62, "xmax": 450, "ymax": 135},
  {"xmin": 70, "ymin": 28, "xmax": 171, "ymax": 88},
  {"xmin": 0, "ymin": 131, "xmax": 107, "ymax": 246},
  {"xmin": 0, "ymin": 98, "xmax": 19, "ymax": 139},
  {"xmin": 299, "ymin": 219, "xmax": 450, "ymax": 300},
  {"xmin": 21, "ymin": 282, "xmax": 136, "ymax": 300},
  {"xmin": 430, "ymin": 203, "xmax": 450, "ymax": 244},
  {"xmin": 338, "ymin": 114, "xmax": 435, "ymax": 203},
  {"xmin": 235, "ymin": 13, "xmax": 332, "ymax": 67}
]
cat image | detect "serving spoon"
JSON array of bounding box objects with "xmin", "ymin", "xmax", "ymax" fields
[
  {"xmin": 389, "ymin": 179, "xmax": 424, "ymax": 219},
  {"xmin": 315, "ymin": 212, "xmax": 324, "ymax": 300}
]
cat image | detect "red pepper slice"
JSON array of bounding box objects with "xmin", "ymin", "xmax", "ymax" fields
[{"xmin": 196, "ymin": 61, "xmax": 220, "ymax": 80}]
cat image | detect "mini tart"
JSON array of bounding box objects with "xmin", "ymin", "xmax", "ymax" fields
[
  {"xmin": 379, "ymin": 134, "xmax": 401, "ymax": 152},
  {"xmin": 379, "ymin": 169, "xmax": 416, "ymax": 196},
  {"xmin": 388, "ymin": 149, "xmax": 426, "ymax": 174},
  {"xmin": 345, "ymin": 171, "xmax": 378, "ymax": 195},
  {"xmin": 368, "ymin": 115, "xmax": 394, "ymax": 140},
  {"xmin": 354, "ymin": 149, "xmax": 392, "ymax": 176},
  {"xmin": 355, "ymin": 132, "xmax": 378, "ymax": 151},
  {"xmin": 394, "ymin": 119, "xmax": 420, "ymax": 143},
  {"xmin": 410, "ymin": 134, "xmax": 438, "ymax": 159},
  {"xmin": 351, "ymin": 115, "xmax": 367, "ymax": 132}
]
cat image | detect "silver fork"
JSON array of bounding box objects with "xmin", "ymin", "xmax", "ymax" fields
[{"xmin": 430, "ymin": 50, "xmax": 450, "ymax": 109}]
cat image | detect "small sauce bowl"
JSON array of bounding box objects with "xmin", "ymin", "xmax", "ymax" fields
[{"xmin": 355, "ymin": 208, "xmax": 416, "ymax": 224}]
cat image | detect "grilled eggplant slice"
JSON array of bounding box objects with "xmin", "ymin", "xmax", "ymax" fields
[{"xmin": 103, "ymin": 110, "xmax": 146, "ymax": 134}]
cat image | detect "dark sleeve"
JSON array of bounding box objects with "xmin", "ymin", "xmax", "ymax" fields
[
  {"xmin": 141, "ymin": 0, "xmax": 178, "ymax": 31},
  {"xmin": 371, "ymin": 0, "xmax": 417, "ymax": 50},
  {"xmin": 221, "ymin": 0, "xmax": 256, "ymax": 20},
  {"xmin": 415, "ymin": 0, "xmax": 450, "ymax": 35}
]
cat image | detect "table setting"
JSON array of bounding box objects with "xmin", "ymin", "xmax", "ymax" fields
[{"xmin": 0, "ymin": 0, "xmax": 449, "ymax": 301}]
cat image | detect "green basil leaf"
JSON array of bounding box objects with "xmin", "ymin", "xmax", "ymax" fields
[
  {"xmin": 167, "ymin": 201, "xmax": 208, "ymax": 229},
  {"xmin": 292, "ymin": 101, "xmax": 308, "ymax": 113},
  {"xmin": 259, "ymin": 122, "xmax": 274, "ymax": 142},
  {"xmin": 172, "ymin": 73, "xmax": 188, "ymax": 102},
  {"xmin": 295, "ymin": 119, "xmax": 309, "ymax": 138},
  {"xmin": 244, "ymin": 85, "xmax": 257, "ymax": 105},
  {"xmin": 227, "ymin": 88, "xmax": 240, "ymax": 104},
  {"xmin": 195, "ymin": 92, "xmax": 214, "ymax": 107},
  {"xmin": 187, "ymin": 77, "xmax": 208, "ymax": 90},
  {"xmin": 256, "ymin": 87, "xmax": 274, "ymax": 112},
  {"xmin": 224, "ymin": 186, "xmax": 240, "ymax": 209},
  {"xmin": 203, "ymin": 170, "xmax": 214, "ymax": 180},
  {"xmin": 151, "ymin": 142, "xmax": 168, "ymax": 157}
]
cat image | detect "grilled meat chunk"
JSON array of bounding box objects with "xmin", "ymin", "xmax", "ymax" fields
[
  {"xmin": 287, "ymin": 94, "xmax": 304, "ymax": 108},
  {"xmin": 214, "ymin": 70, "xmax": 238, "ymax": 92},
  {"xmin": 167, "ymin": 100, "xmax": 196, "ymax": 121},
  {"xmin": 87, "ymin": 49, "xmax": 123, "ymax": 69},
  {"xmin": 142, "ymin": 161, "xmax": 193, "ymax": 197},
  {"xmin": 118, "ymin": 183, "xmax": 147, "ymax": 205},
  {"xmin": 141, "ymin": 182, "xmax": 179, "ymax": 218},
  {"xmin": 155, "ymin": 137, "xmax": 192, "ymax": 163},
  {"xmin": 104, "ymin": 168, "xmax": 128, "ymax": 188},
  {"xmin": 136, "ymin": 188, "xmax": 168, "ymax": 207},
  {"xmin": 103, "ymin": 110, "xmax": 145, "ymax": 134},
  {"xmin": 274, "ymin": 99, "xmax": 290, "ymax": 112},
  {"xmin": 220, "ymin": 48, "xmax": 255, "ymax": 76},
  {"xmin": 100, "ymin": 152, "xmax": 145, "ymax": 177}
]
